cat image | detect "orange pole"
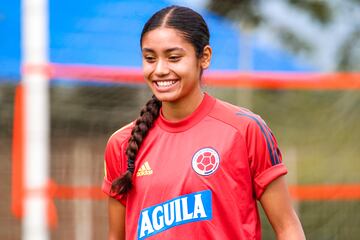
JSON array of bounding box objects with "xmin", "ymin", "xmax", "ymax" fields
[
  {"xmin": 289, "ymin": 184, "xmax": 360, "ymax": 201},
  {"xmin": 11, "ymin": 84, "xmax": 58, "ymax": 228},
  {"xmin": 43, "ymin": 184, "xmax": 360, "ymax": 201},
  {"xmin": 54, "ymin": 185, "xmax": 106, "ymax": 200},
  {"xmin": 22, "ymin": 63, "xmax": 360, "ymax": 90},
  {"xmin": 204, "ymin": 71, "xmax": 360, "ymax": 90},
  {"xmin": 11, "ymin": 85, "xmax": 24, "ymax": 218}
]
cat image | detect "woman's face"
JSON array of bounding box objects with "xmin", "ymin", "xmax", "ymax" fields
[{"xmin": 141, "ymin": 27, "xmax": 210, "ymax": 104}]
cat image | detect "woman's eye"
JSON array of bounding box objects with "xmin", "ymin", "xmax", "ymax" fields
[
  {"xmin": 144, "ymin": 56, "xmax": 156, "ymax": 62},
  {"xmin": 169, "ymin": 56, "xmax": 181, "ymax": 62}
]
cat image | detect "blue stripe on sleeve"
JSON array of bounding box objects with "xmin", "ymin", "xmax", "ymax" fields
[
  {"xmin": 259, "ymin": 117, "xmax": 280, "ymax": 165},
  {"xmin": 236, "ymin": 112, "xmax": 279, "ymax": 165}
]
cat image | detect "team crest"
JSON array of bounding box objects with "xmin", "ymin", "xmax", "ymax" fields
[{"xmin": 192, "ymin": 147, "xmax": 220, "ymax": 176}]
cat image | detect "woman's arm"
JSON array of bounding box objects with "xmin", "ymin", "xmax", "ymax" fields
[
  {"xmin": 260, "ymin": 176, "xmax": 306, "ymax": 240},
  {"xmin": 108, "ymin": 197, "xmax": 126, "ymax": 240}
]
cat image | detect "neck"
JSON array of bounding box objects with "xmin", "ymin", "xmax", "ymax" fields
[{"xmin": 161, "ymin": 90, "xmax": 204, "ymax": 121}]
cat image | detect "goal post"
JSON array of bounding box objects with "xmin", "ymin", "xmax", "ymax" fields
[{"xmin": 21, "ymin": 0, "xmax": 50, "ymax": 239}]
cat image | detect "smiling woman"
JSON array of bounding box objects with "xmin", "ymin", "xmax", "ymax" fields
[{"xmin": 102, "ymin": 5, "xmax": 305, "ymax": 240}]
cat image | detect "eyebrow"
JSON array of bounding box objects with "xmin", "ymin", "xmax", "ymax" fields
[{"xmin": 142, "ymin": 47, "xmax": 185, "ymax": 53}]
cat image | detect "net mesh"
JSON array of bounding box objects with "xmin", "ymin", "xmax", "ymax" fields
[{"xmin": 0, "ymin": 74, "xmax": 359, "ymax": 239}]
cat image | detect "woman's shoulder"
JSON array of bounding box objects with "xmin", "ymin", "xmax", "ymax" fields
[
  {"xmin": 210, "ymin": 97, "xmax": 263, "ymax": 130},
  {"xmin": 107, "ymin": 121, "xmax": 134, "ymax": 146}
]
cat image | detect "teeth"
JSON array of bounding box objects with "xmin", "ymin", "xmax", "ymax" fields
[{"xmin": 156, "ymin": 80, "xmax": 177, "ymax": 87}]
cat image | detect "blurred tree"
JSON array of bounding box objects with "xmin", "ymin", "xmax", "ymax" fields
[
  {"xmin": 337, "ymin": 28, "xmax": 360, "ymax": 71},
  {"xmin": 207, "ymin": 0, "xmax": 360, "ymax": 71}
]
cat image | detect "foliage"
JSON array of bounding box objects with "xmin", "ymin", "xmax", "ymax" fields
[{"xmin": 207, "ymin": 0, "xmax": 360, "ymax": 71}]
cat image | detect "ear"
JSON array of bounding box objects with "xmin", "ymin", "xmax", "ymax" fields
[{"xmin": 200, "ymin": 45, "xmax": 212, "ymax": 70}]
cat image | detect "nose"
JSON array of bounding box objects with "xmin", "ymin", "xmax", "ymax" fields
[{"xmin": 154, "ymin": 59, "xmax": 170, "ymax": 77}]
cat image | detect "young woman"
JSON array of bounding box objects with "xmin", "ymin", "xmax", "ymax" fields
[{"xmin": 102, "ymin": 5, "xmax": 305, "ymax": 240}]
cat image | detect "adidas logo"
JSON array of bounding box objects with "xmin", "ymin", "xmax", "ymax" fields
[{"xmin": 136, "ymin": 161, "xmax": 153, "ymax": 177}]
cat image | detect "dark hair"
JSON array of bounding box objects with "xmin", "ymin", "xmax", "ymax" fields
[
  {"xmin": 140, "ymin": 5, "xmax": 210, "ymax": 57},
  {"xmin": 111, "ymin": 5, "xmax": 210, "ymax": 195}
]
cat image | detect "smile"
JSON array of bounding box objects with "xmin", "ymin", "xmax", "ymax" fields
[{"xmin": 154, "ymin": 80, "xmax": 178, "ymax": 87}]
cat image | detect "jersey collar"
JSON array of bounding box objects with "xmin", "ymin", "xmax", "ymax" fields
[{"xmin": 157, "ymin": 93, "xmax": 216, "ymax": 133}]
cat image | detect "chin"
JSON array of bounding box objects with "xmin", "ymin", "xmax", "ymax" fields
[{"xmin": 153, "ymin": 92, "xmax": 180, "ymax": 103}]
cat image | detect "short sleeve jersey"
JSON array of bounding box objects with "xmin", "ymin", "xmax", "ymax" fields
[{"xmin": 102, "ymin": 93, "xmax": 287, "ymax": 240}]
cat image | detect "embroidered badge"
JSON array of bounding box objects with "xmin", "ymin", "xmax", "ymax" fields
[{"xmin": 191, "ymin": 147, "xmax": 220, "ymax": 176}]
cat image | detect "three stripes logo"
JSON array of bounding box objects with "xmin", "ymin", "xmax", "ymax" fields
[{"xmin": 136, "ymin": 161, "xmax": 153, "ymax": 177}]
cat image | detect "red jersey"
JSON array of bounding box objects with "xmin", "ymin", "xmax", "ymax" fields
[{"xmin": 102, "ymin": 93, "xmax": 287, "ymax": 240}]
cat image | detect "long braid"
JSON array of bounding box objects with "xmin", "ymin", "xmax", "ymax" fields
[{"xmin": 111, "ymin": 95, "xmax": 161, "ymax": 195}]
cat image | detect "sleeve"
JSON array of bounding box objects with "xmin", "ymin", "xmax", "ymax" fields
[
  {"xmin": 102, "ymin": 134, "xmax": 128, "ymax": 205},
  {"xmin": 245, "ymin": 117, "xmax": 288, "ymax": 199}
]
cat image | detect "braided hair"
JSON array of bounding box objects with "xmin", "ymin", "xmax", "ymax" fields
[
  {"xmin": 111, "ymin": 95, "xmax": 161, "ymax": 194},
  {"xmin": 111, "ymin": 5, "xmax": 210, "ymax": 195}
]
